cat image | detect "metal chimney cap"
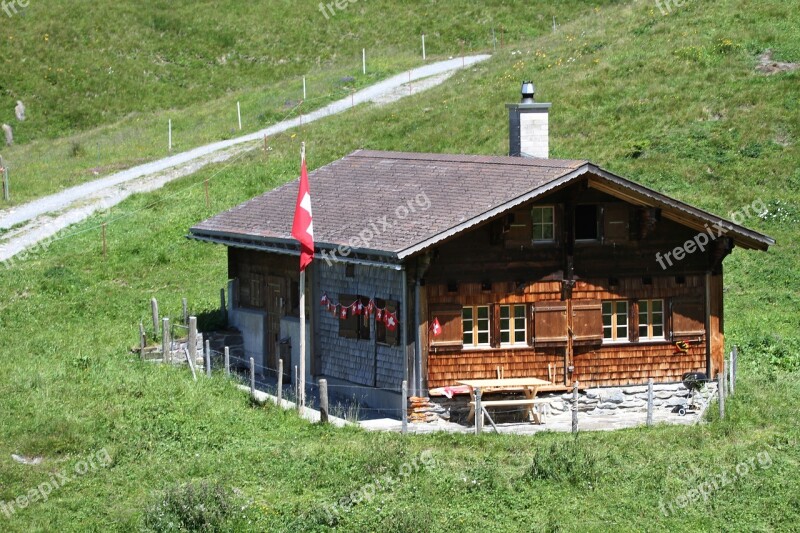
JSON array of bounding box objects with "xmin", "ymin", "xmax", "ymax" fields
[{"xmin": 521, "ymin": 81, "xmax": 535, "ymax": 103}]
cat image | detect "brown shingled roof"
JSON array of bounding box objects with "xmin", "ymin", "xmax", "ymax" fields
[
  {"xmin": 189, "ymin": 149, "xmax": 774, "ymax": 260},
  {"xmin": 190, "ymin": 150, "xmax": 588, "ymax": 257}
]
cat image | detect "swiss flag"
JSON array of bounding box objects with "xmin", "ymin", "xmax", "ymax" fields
[
  {"xmin": 430, "ymin": 317, "xmax": 443, "ymax": 337},
  {"xmin": 291, "ymin": 155, "xmax": 314, "ymax": 272},
  {"xmin": 385, "ymin": 312, "xmax": 397, "ymax": 331},
  {"xmin": 340, "ymin": 306, "xmax": 348, "ymax": 320}
]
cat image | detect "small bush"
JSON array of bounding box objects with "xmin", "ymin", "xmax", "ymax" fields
[
  {"xmin": 142, "ymin": 480, "xmax": 237, "ymax": 532},
  {"xmin": 524, "ymin": 438, "xmax": 599, "ymax": 488}
]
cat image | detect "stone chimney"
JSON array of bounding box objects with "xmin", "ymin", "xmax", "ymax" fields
[{"xmin": 507, "ymin": 81, "xmax": 551, "ymax": 158}]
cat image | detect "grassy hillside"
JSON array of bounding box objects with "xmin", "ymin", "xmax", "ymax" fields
[
  {"xmin": 0, "ymin": 0, "xmax": 798, "ymax": 531},
  {"xmin": 0, "ymin": 0, "xmax": 615, "ymax": 206}
]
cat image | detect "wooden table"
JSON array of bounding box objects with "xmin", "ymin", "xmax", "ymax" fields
[{"xmin": 458, "ymin": 377, "xmax": 553, "ymax": 425}]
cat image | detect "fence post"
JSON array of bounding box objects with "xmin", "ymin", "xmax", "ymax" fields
[
  {"xmin": 188, "ymin": 316, "xmax": 197, "ymax": 363},
  {"xmin": 277, "ymin": 359, "xmax": 284, "ymax": 404},
  {"xmin": 0, "ymin": 155, "xmax": 9, "ymax": 201},
  {"xmin": 319, "ymin": 379, "xmax": 329, "ymax": 424},
  {"xmin": 294, "ymin": 365, "xmax": 299, "ymax": 411},
  {"xmin": 646, "ymin": 378, "xmax": 654, "ymax": 427},
  {"xmin": 475, "ymin": 387, "xmax": 483, "ymax": 435},
  {"xmin": 162, "ymin": 317, "xmax": 170, "ymax": 364},
  {"xmin": 139, "ymin": 321, "xmax": 146, "ymax": 356},
  {"xmin": 571, "ymin": 381, "xmax": 579, "ymax": 434},
  {"xmin": 224, "ymin": 347, "xmax": 230, "ymax": 377},
  {"xmin": 182, "ymin": 298, "xmax": 188, "ymax": 325},
  {"xmin": 168, "ymin": 119, "xmax": 172, "ymax": 152},
  {"xmin": 401, "ymin": 380, "xmax": 408, "ymax": 435},
  {"xmin": 151, "ymin": 298, "xmax": 159, "ymax": 338},
  {"xmin": 718, "ymin": 371, "xmax": 725, "ymax": 419},
  {"xmin": 205, "ymin": 340, "xmax": 211, "ymax": 377},
  {"xmin": 237, "ymin": 101, "xmax": 242, "ymax": 130},
  {"xmin": 422, "ymin": 34, "xmax": 426, "ymax": 60},
  {"xmin": 362, "ymin": 48, "xmax": 366, "ymax": 74},
  {"xmin": 732, "ymin": 345, "xmax": 738, "ymax": 395},
  {"xmin": 250, "ymin": 357, "xmax": 256, "ymax": 399}
]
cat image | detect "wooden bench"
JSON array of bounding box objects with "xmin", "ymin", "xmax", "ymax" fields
[{"xmin": 469, "ymin": 398, "xmax": 552, "ymax": 424}]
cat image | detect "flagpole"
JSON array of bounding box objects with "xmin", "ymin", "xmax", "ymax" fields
[{"xmin": 299, "ymin": 142, "xmax": 307, "ymax": 415}]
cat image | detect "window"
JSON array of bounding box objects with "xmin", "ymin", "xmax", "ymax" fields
[
  {"xmin": 463, "ymin": 306, "xmax": 490, "ymax": 347},
  {"xmin": 602, "ymin": 301, "xmax": 628, "ymax": 342},
  {"xmin": 575, "ymin": 204, "xmax": 599, "ymax": 240},
  {"xmin": 376, "ymin": 299, "xmax": 399, "ymax": 346},
  {"xmin": 531, "ymin": 206, "xmax": 555, "ymax": 242},
  {"xmin": 338, "ymin": 294, "xmax": 370, "ymax": 340},
  {"xmin": 500, "ymin": 305, "xmax": 527, "ymax": 346},
  {"xmin": 638, "ymin": 299, "xmax": 664, "ymax": 340}
]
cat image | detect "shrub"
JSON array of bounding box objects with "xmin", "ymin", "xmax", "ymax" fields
[{"xmin": 142, "ymin": 480, "xmax": 237, "ymax": 532}]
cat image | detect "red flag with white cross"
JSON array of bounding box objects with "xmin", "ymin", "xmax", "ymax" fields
[{"xmin": 291, "ymin": 155, "xmax": 314, "ymax": 271}]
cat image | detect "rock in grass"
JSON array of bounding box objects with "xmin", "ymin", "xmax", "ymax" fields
[
  {"xmin": 15, "ymin": 100, "xmax": 25, "ymax": 121},
  {"xmin": 2, "ymin": 124, "xmax": 12, "ymax": 146}
]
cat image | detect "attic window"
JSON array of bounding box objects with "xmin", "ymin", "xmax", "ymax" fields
[
  {"xmin": 575, "ymin": 205, "xmax": 599, "ymax": 241},
  {"xmin": 531, "ymin": 206, "xmax": 555, "ymax": 242}
]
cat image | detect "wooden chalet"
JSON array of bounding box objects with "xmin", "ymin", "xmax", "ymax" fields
[{"xmin": 189, "ymin": 83, "xmax": 773, "ymax": 410}]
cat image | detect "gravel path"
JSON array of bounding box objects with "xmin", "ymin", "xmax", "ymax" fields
[{"xmin": 0, "ymin": 55, "xmax": 490, "ymax": 263}]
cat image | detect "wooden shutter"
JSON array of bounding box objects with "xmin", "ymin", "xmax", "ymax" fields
[
  {"xmin": 533, "ymin": 301, "xmax": 568, "ymax": 346},
  {"xmin": 430, "ymin": 303, "xmax": 463, "ymax": 348},
  {"xmin": 672, "ymin": 297, "xmax": 705, "ymax": 337},
  {"xmin": 603, "ymin": 204, "xmax": 630, "ymax": 244},
  {"xmin": 571, "ymin": 299, "xmax": 603, "ymax": 344},
  {"xmin": 505, "ymin": 209, "xmax": 532, "ymax": 248},
  {"xmin": 339, "ymin": 294, "xmax": 359, "ymax": 339},
  {"xmin": 376, "ymin": 299, "xmax": 399, "ymax": 346}
]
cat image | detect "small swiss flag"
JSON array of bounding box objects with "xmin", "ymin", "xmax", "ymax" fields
[
  {"xmin": 340, "ymin": 306, "xmax": 348, "ymax": 320},
  {"xmin": 385, "ymin": 312, "xmax": 397, "ymax": 331},
  {"xmin": 430, "ymin": 317, "xmax": 443, "ymax": 337}
]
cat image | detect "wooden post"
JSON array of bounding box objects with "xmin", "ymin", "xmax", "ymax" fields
[
  {"xmin": 401, "ymin": 380, "xmax": 408, "ymax": 435},
  {"xmin": 303, "ymin": 76, "xmax": 306, "ymax": 100},
  {"xmin": 182, "ymin": 298, "xmax": 188, "ymax": 325},
  {"xmin": 362, "ymin": 48, "xmax": 366, "ymax": 74},
  {"xmin": 101, "ymin": 223, "xmax": 107, "ymax": 259},
  {"xmin": 224, "ymin": 347, "xmax": 230, "ymax": 377},
  {"xmin": 571, "ymin": 381, "xmax": 579, "ymax": 434},
  {"xmin": 237, "ymin": 101, "xmax": 242, "ymax": 130},
  {"xmin": 646, "ymin": 378, "xmax": 654, "ymax": 427},
  {"xmin": 139, "ymin": 322, "xmax": 146, "ymax": 356},
  {"xmin": 151, "ymin": 298, "xmax": 159, "ymax": 338},
  {"xmin": 421, "ymin": 34, "xmax": 426, "ymax": 60},
  {"xmin": 277, "ymin": 358, "xmax": 283, "ymax": 404},
  {"xmin": 718, "ymin": 371, "xmax": 725, "ymax": 419},
  {"xmin": 250, "ymin": 357, "xmax": 256, "ymax": 399},
  {"xmin": 492, "ymin": 28, "xmax": 497, "ymax": 52},
  {"xmin": 162, "ymin": 317, "xmax": 170, "ymax": 364},
  {"xmin": 319, "ymin": 379, "xmax": 329, "ymax": 424},
  {"xmin": 475, "ymin": 387, "xmax": 483, "ymax": 435},
  {"xmin": 294, "ymin": 365, "xmax": 299, "ymax": 410},
  {"xmin": 732, "ymin": 345, "xmax": 738, "ymax": 395},
  {"xmin": 0, "ymin": 155, "xmax": 9, "ymax": 201},
  {"xmin": 461, "ymin": 41, "xmax": 465, "ymax": 67},
  {"xmin": 168, "ymin": 119, "xmax": 172, "ymax": 152},
  {"xmin": 205, "ymin": 339, "xmax": 211, "ymax": 377},
  {"xmin": 204, "ymin": 179, "xmax": 210, "ymax": 209},
  {"xmin": 188, "ymin": 316, "xmax": 197, "ymax": 363}
]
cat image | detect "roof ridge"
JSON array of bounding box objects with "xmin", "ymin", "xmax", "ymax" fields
[{"xmin": 348, "ymin": 149, "xmax": 587, "ymax": 169}]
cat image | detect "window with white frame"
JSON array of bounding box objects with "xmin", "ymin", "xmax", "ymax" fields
[
  {"xmin": 531, "ymin": 206, "xmax": 555, "ymax": 242},
  {"xmin": 463, "ymin": 306, "xmax": 490, "ymax": 347},
  {"xmin": 602, "ymin": 300, "xmax": 628, "ymax": 342},
  {"xmin": 500, "ymin": 304, "xmax": 527, "ymax": 346},
  {"xmin": 638, "ymin": 299, "xmax": 664, "ymax": 340}
]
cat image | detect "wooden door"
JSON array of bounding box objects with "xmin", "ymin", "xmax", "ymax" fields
[{"xmin": 266, "ymin": 277, "xmax": 284, "ymax": 373}]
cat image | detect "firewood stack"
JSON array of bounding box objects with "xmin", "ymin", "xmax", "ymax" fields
[{"xmin": 408, "ymin": 396, "xmax": 450, "ymax": 423}]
